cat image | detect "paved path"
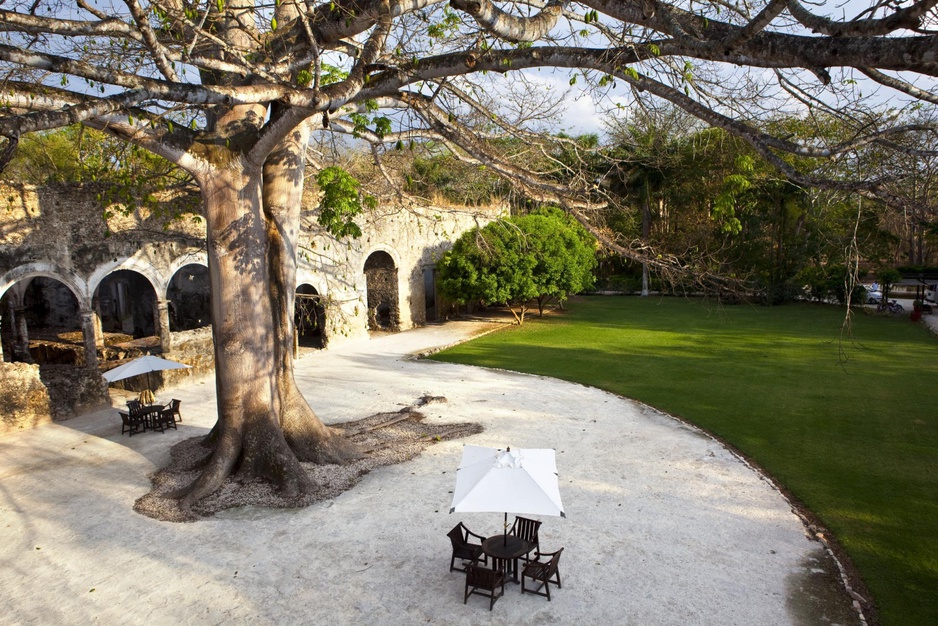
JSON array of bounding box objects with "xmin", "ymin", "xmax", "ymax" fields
[{"xmin": 1, "ymin": 320, "xmax": 861, "ymax": 625}]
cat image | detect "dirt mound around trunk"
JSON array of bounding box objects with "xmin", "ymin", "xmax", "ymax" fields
[{"xmin": 134, "ymin": 405, "xmax": 481, "ymax": 522}]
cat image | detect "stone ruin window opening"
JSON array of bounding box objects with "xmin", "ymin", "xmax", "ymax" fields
[
  {"xmin": 295, "ymin": 284, "xmax": 326, "ymax": 350},
  {"xmin": 423, "ymin": 267, "xmax": 438, "ymax": 322},
  {"xmin": 94, "ymin": 270, "xmax": 156, "ymax": 339},
  {"xmin": 167, "ymin": 264, "xmax": 211, "ymax": 331},
  {"xmin": 1, "ymin": 276, "xmax": 81, "ymax": 364},
  {"xmin": 364, "ymin": 251, "xmax": 399, "ymax": 332}
]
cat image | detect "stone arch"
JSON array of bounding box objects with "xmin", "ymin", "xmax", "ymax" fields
[
  {"xmin": 0, "ymin": 269, "xmax": 84, "ymax": 364},
  {"xmin": 0, "ymin": 262, "xmax": 87, "ymax": 304},
  {"xmin": 295, "ymin": 283, "xmax": 326, "ymax": 349},
  {"xmin": 87, "ymin": 256, "xmax": 166, "ymax": 300},
  {"xmin": 363, "ymin": 250, "xmax": 399, "ymax": 331},
  {"xmin": 92, "ymin": 269, "xmax": 159, "ymax": 339},
  {"xmin": 167, "ymin": 263, "xmax": 211, "ymax": 331}
]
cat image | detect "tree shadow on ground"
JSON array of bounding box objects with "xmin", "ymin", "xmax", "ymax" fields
[{"xmin": 134, "ymin": 396, "xmax": 481, "ymax": 522}]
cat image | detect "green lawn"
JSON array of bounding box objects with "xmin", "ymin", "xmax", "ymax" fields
[{"xmin": 430, "ymin": 296, "xmax": 938, "ymax": 626}]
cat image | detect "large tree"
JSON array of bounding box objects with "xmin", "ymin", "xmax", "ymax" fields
[{"xmin": 0, "ymin": 0, "xmax": 935, "ymax": 508}]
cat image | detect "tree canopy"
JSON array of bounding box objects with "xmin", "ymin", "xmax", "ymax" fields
[
  {"xmin": 437, "ymin": 208, "xmax": 597, "ymax": 323},
  {"xmin": 0, "ymin": 0, "xmax": 935, "ymax": 511}
]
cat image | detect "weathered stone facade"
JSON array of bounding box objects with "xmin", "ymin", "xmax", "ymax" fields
[
  {"xmin": 0, "ymin": 362, "xmax": 51, "ymax": 434},
  {"xmin": 0, "ymin": 182, "xmax": 502, "ymax": 431}
]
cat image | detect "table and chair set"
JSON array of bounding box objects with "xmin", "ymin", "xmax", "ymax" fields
[
  {"xmin": 448, "ymin": 515, "xmax": 564, "ymax": 610},
  {"xmin": 118, "ymin": 398, "xmax": 183, "ymax": 436}
]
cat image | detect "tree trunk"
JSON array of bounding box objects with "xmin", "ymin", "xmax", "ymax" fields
[
  {"xmin": 178, "ymin": 161, "xmax": 314, "ymax": 508},
  {"xmin": 641, "ymin": 189, "xmax": 651, "ymax": 297},
  {"xmin": 262, "ymin": 119, "xmax": 361, "ymax": 464}
]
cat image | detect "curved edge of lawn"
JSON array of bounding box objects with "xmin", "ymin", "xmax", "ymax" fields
[{"xmin": 426, "ymin": 297, "xmax": 938, "ymax": 626}]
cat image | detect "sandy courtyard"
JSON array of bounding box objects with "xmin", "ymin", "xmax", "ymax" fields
[{"xmin": 0, "ymin": 320, "xmax": 862, "ymax": 625}]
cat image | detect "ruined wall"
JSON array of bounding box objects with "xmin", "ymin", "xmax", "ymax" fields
[
  {"xmin": 0, "ymin": 362, "xmax": 52, "ymax": 434},
  {"xmin": 299, "ymin": 201, "xmax": 505, "ymax": 343},
  {"xmin": 0, "ymin": 181, "xmax": 502, "ymax": 433},
  {"xmin": 0, "ymin": 183, "xmax": 205, "ymax": 278}
]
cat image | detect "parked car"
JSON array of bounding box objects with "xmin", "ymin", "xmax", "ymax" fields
[
  {"xmin": 926, "ymin": 284, "xmax": 936, "ymax": 303},
  {"xmin": 863, "ymin": 284, "xmax": 883, "ymax": 304}
]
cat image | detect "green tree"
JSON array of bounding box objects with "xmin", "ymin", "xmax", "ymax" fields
[{"xmin": 437, "ymin": 210, "xmax": 596, "ymax": 324}]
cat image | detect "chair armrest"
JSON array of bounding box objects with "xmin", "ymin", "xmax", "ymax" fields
[
  {"xmin": 465, "ymin": 528, "xmax": 487, "ymax": 542},
  {"xmin": 531, "ymin": 549, "xmax": 560, "ymax": 561}
]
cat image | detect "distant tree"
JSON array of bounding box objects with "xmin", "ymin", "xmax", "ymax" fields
[
  {"xmin": 877, "ymin": 267, "xmax": 903, "ymax": 306},
  {"xmin": 3, "ymin": 125, "xmax": 197, "ymax": 219},
  {"xmin": 437, "ymin": 209, "xmax": 596, "ymax": 324},
  {"xmin": 518, "ymin": 208, "xmax": 597, "ymax": 315}
]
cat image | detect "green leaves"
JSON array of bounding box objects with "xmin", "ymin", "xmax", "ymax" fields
[
  {"xmin": 436, "ymin": 208, "xmax": 597, "ymax": 319},
  {"xmin": 315, "ymin": 166, "xmax": 372, "ymax": 239}
]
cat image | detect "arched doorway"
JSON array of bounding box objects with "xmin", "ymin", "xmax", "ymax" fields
[
  {"xmin": 1, "ymin": 276, "xmax": 82, "ymax": 364},
  {"xmin": 93, "ymin": 270, "xmax": 157, "ymax": 339},
  {"xmin": 167, "ymin": 264, "xmax": 211, "ymax": 331},
  {"xmin": 364, "ymin": 251, "xmax": 399, "ymax": 331},
  {"xmin": 295, "ymin": 284, "xmax": 326, "ymax": 349}
]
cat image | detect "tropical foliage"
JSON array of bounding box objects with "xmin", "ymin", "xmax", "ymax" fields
[{"xmin": 437, "ymin": 208, "xmax": 596, "ymax": 323}]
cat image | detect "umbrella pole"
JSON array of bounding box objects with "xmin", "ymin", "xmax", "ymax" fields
[{"xmin": 504, "ymin": 512, "xmax": 508, "ymax": 545}]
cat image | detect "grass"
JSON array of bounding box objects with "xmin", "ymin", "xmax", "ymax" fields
[{"xmin": 430, "ymin": 296, "xmax": 938, "ymax": 626}]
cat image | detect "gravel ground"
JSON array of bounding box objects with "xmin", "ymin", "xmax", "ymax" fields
[{"xmin": 0, "ymin": 319, "xmax": 863, "ymax": 625}]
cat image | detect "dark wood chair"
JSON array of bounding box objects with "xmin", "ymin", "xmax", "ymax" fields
[
  {"xmin": 149, "ymin": 405, "xmax": 177, "ymax": 432},
  {"xmin": 464, "ymin": 564, "xmax": 505, "ymax": 611},
  {"xmin": 521, "ymin": 548, "xmax": 563, "ymax": 601},
  {"xmin": 162, "ymin": 399, "xmax": 182, "ymax": 423},
  {"xmin": 447, "ymin": 522, "xmax": 487, "ymax": 572},
  {"xmin": 119, "ymin": 410, "xmax": 146, "ymax": 436},
  {"xmin": 509, "ymin": 515, "xmax": 541, "ymax": 561}
]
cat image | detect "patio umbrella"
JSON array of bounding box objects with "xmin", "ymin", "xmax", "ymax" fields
[
  {"xmin": 450, "ymin": 445, "xmax": 565, "ymax": 540},
  {"xmin": 102, "ymin": 355, "xmax": 190, "ymax": 395}
]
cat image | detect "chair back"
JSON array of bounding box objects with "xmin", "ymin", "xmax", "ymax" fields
[
  {"xmin": 466, "ymin": 564, "xmax": 501, "ymax": 589},
  {"xmin": 447, "ymin": 523, "xmax": 468, "ymax": 549},
  {"xmin": 511, "ymin": 516, "xmax": 541, "ymax": 545},
  {"xmin": 170, "ymin": 399, "xmax": 181, "ymax": 412},
  {"xmin": 543, "ymin": 548, "xmax": 563, "ymax": 579},
  {"xmin": 127, "ymin": 400, "xmax": 143, "ymax": 414}
]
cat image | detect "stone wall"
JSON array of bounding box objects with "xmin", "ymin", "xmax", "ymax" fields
[
  {"xmin": 0, "ymin": 362, "xmax": 52, "ymax": 434},
  {"xmin": 39, "ymin": 365, "xmax": 110, "ymax": 419},
  {"xmin": 0, "ymin": 181, "xmax": 503, "ymax": 432}
]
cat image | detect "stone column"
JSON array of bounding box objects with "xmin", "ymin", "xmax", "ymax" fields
[
  {"xmin": 79, "ymin": 309, "xmax": 99, "ymax": 368},
  {"xmin": 91, "ymin": 301, "xmax": 104, "ymax": 349},
  {"xmin": 13, "ymin": 305, "xmax": 32, "ymax": 363},
  {"xmin": 156, "ymin": 300, "xmax": 172, "ymax": 354}
]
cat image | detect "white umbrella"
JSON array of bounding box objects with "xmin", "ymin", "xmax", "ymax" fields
[
  {"xmin": 102, "ymin": 355, "xmax": 190, "ymax": 394},
  {"xmin": 450, "ymin": 445, "xmax": 565, "ymax": 537}
]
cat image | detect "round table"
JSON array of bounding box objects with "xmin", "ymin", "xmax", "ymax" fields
[{"xmin": 482, "ymin": 535, "xmax": 532, "ymax": 583}]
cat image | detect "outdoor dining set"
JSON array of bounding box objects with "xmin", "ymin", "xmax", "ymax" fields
[
  {"xmin": 118, "ymin": 398, "xmax": 182, "ymax": 436},
  {"xmin": 448, "ymin": 516, "xmax": 564, "ymax": 610},
  {"xmin": 102, "ymin": 354, "xmax": 191, "ymax": 437},
  {"xmin": 448, "ymin": 445, "xmax": 566, "ymax": 610}
]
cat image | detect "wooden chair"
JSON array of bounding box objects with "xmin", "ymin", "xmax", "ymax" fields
[
  {"xmin": 509, "ymin": 515, "xmax": 541, "ymax": 561},
  {"xmin": 150, "ymin": 405, "xmax": 177, "ymax": 432},
  {"xmin": 119, "ymin": 410, "xmax": 146, "ymax": 436},
  {"xmin": 521, "ymin": 548, "xmax": 563, "ymax": 601},
  {"xmin": 464, "ymin": 564, "xmax": 505, "ymax": 611},
  {"xmin": 447, "ymin": 522, "xmax": 487, "ymax": 572},
  {"xmin": 162, "ymin": 399, "xmax": 182, "ymax": 423}
]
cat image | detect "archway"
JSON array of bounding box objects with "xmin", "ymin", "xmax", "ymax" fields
[
  {"xmin": 1, "ymin": 276, "xmax": 82, "ymax": 364},
  {"xmin": 93, "ymin": 270, "xmax": 157, "ymax": 339},
  {"xmin": 295, "ymin": 284, "xmax": 326, "ymax": 349},
  {"xmin": 167, "ymin": 264, "xmax": 211, "ymax": 331},
  {"xmin": 363, "ymin": 251, "xmax": 399, "ymax": 331}
]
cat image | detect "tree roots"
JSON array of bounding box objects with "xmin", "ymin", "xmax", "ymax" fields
[{"xmin": 133, "ymin": 401, "xmax": 481, "ymax": 522}]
